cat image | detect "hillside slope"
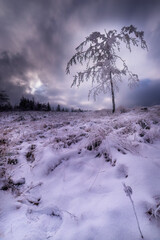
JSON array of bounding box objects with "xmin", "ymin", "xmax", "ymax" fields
[{"xmin": 0, "ymin": 106, "xmax": 160, "ymax": 240}]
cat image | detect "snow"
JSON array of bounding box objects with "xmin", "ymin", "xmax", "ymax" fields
[{"xmin": 0, "ymin": 106, "xmax": 160, "ymax": 240}]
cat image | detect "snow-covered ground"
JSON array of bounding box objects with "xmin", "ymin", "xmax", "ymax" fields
[{"xmin": 0, "ymin": 106, "xmax": 160, "ymax": 240}]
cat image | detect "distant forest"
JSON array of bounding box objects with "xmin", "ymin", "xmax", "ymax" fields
[{"xmin": 0, "ymin": 91, "xmax": 83, "ymax": 112}]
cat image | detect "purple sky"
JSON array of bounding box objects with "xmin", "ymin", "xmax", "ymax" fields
[{"xmin": 0, "ymin": 0, "xmax": 160, "ymax": 109}]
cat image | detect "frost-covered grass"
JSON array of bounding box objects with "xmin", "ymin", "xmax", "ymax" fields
[{"xmin": 0, "ymin": 106, "xmax": 160, "ymax": 240}]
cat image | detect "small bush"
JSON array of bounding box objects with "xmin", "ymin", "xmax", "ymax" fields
[
  {"xmin": 117, "ymin": 106, "xmax": 128, "ymax": 113},
  {"xmin": 7, "ymin": 158, "xmax": 18, "ymax": 165},
  {"xmin": 137, "ymin": 119, "xmax": 150, "ymax": 130},
  {"xmin": 26, "ymin": 151, "xmax": 35, "ymax": 162},
  {"xmin": 146, "ymin": 196, "xmax": 160, "ymax": 220}
]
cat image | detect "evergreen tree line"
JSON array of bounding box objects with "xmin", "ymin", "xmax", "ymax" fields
[
  {"xmin": 0, "ymin": 92, "xmax": 51, "ymax": 112},
  {"xmin": 0, "ymin": 91, "xmax": 84, "ymax": 112},
  {"xmin": 16, "ymin": 97, "xmax": 51, "ymax": 111},
  {"xmin": 55, "ymin": 104, "xmax": 83, "ymax": 112}
]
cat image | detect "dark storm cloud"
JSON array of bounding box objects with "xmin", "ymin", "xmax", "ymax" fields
[
  {"xmin": 68, "ymin": 0, "xmax": 160, "ymax": 26},
  {"xmin": 0, "ymin": 51, "xmax": 35, "ymax": 103},
  {"xmin": 0, "ymin": 51, "xmax": 33, "ymax": 82},
  {"xmin": 0, "ymin": 0, "xmax": 71, "ymax": 103},
  {"xmin": 0, "ymin": 0, "xmax": 70, "ymax": 71},
  {"xmin": 0, "ymin": 0, "xmax": 160, "ymax": 108},
  {"xmin": 120, "ymin": 79, "xmax": 160, "ymax": 107}
]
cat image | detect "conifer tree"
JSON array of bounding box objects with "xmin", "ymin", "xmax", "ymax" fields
[
  {"xmin": 56, "ymin": 104, "xmax": 61, "ymax": 112},
  {"xmin": 47, "ymin": 102, "xmax": 51, "ymax": 111}
]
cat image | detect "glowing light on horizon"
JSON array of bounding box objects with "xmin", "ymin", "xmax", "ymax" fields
[{"xmin": 27, "ymin": 72, "xmax": 43, "ymax": 94}]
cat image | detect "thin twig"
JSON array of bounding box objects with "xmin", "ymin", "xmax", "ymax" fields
[{"xmin": 123, "ymin": 183, "xmax": 144, "ymax": 239}]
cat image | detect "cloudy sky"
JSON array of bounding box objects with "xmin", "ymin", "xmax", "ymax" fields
[{"xmin": 0, "ymin": 0, "xmax": 160, "ymax": 110}]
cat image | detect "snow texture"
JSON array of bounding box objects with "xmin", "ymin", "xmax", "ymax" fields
[{"xmin": 0, "ymin": 106, "xmax": 160, "ymax": 240}]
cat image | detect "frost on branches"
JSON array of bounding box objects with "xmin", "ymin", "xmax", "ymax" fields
[{"xmin": 66, "ymin": 25, "xmax": 148, "ymax": 113}]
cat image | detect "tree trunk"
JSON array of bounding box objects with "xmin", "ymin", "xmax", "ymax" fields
[{"xmin": 110, "ymin": 72, "xmax": 115, "ymax": 113}]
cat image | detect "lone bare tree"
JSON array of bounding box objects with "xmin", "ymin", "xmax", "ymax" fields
[{"xmin": 66, "ymin": 25, "xmax": 147, "ymax": 113}]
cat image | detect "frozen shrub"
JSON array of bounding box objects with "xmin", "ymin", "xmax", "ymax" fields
[
  {"xmin": 120, "ymin": 125, "xmax": 135, "ymax": 135},
  {"xmin": 147, "ymin": 205, "xmax": 160, "ymax": 220},
  {"xmin": 139, "ymin": 131, "xmax": 145, "ymax": 138},
  {"xmin": 113, "ymin": 122, "xmax": 125, "ymax": 129},
  {"xmin": 141, "ymin": 107, "xmax": 148, "ymax": 111},
  {"xmin": 117, "ymin": 147, "xmax": 126, "ymax": 155},
  {"xmin": 143, "ymin": 127, "xmax": 160, "ymax": 144},
  {"xmin": 86, "ymin": 125, "xmax": 106, "ymax": 151},
  {"xmin": 146, "ymin": 196, "xmax": 160, "ymax": 220},
  {"xmin": 30, "ymin": 144, "xmax": 36, "ymax": 150},
  {"xmin": 103, "ymin": 152, "xmax": 116, "ymax": 166},
  {"xmin": 0, "ymin": 167, "xmax": 6, "ymax": 178},
  {"xmin": 103, "ymin": 152, "xmax": 112, "ymax": 162},
  {"xmin": 7, "ymin": 158, "xmax": 18, "ymax": 165},
  {"xmin": 53, "ymin": 134, "xmax": 84, "ymax": 149},
  {"xmin": 117, "ymin": 106, "xmax": 128, "ymax": 113},
  {"xmin": 0, "ymin": 138, "xmax": 7, "ymax": 145},
  {"xmin": 114, "ymin": 136, "xmax": 138, "ymax": 154},
  {"xmin": 26, "ymin": 151, "xmax": 35, "ymax": 162},
  {"xmin": 87, "ymin": 138, "xmax": 102, "ymax": 151},
  {"xmin": 111, "ymin": 159, "xmax": 117, "ymax": 167},
  {"xmin": 1, "ymin": 177, "xmax": 25, "ymax": 191},
  {"xmin": 28, "ymin": 197, "xmax": 41, "ymax": 206},
  {"xmin": 25, "ymin": 144, "xmax": 36, "ymax": 162},
  {"xmin": 137, "ymin": 119, "xmax": 150, "ymax": 130}
]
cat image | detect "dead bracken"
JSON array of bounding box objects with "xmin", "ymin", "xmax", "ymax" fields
[{"xmin": 26, "ymin": 151, "xmax": 35, "ymax": 162}]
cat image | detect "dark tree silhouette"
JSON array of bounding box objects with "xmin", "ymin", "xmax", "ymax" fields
[
  {"xmin": 0, "ymin": 91, "xmax": 12, "ymax": 111},
  {"xmin": 0, "ymin": 91, "xmax": 9, "ymax": 104},
  {"xmin": 47, "ymin": 102, "xmax": 51, "ymax": 111},
  {"xmin": 18, "ymin": 97, "xmax": 51, "ymax": 111},
  {"xmin": 56, "ymin": 104, "xmax": 61, "ymax": 112}
]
